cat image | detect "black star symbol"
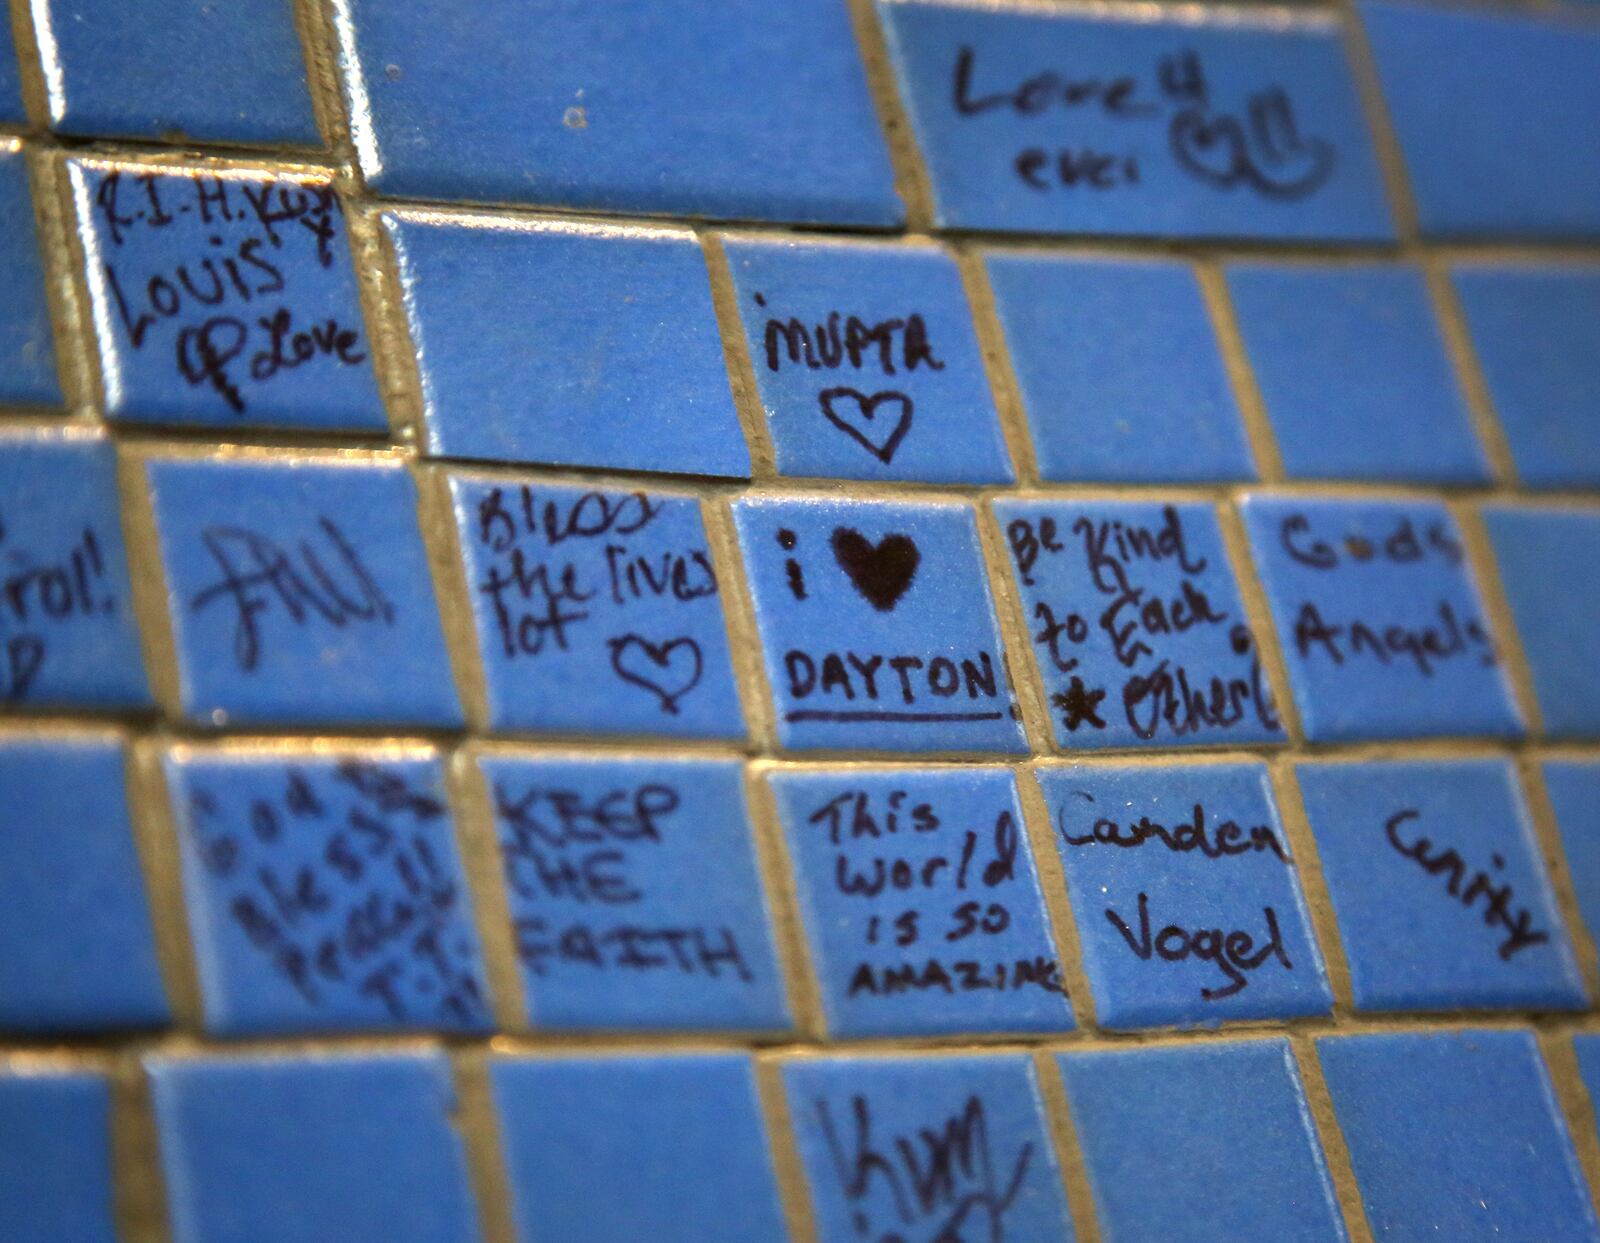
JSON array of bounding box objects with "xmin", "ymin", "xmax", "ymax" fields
[{"xmin": 1052, "ymin": 677, "xmax": 1108, "ymax": 732}]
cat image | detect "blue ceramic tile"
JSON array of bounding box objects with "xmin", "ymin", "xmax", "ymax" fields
[
  {"xmin": 384, "ymin": 212, "xmax": 749, "ymax": 477},
  {"xmin": 1227, "ymin": 263, "xmax": 1487, "ymax": 483},
  {"xmin": 337, "ymin": 0, "xmax": 899, "ymax": 224},
  {"xmin": 1544, "ymin": 762, "xmax": 1600, "ymax": 951},
  {"xmin": 1041, "ymin": 763, "xmax": 1329, "ymax": 1029},
  {"xmin": 1454, "ymin": 266, "xmax": 1600, "ymax": 489},
  {"xmin": 784, "ymin": 1055, "xmax": 1074, "ymax": 1243},
  {"xmin": 165, "ymin": 747, "xmax": 489, "ymax": 1036},
  {"xmin": 880, "ymin": 0, "xmax": 1393, "ymax": 240},
  {"xmin": 1296, "ymin": 759, "xmax": 1585, "ymax": 1012},
  {"xmin": 145, "ymin": 456, "xmax": 461, "ymax": 728},
  {"xmin": 733, "ymin": 496, "xmax": 1025, "ymax": 753},
  {"xmin": 449, "ymin": 476, "xmax": 744, "ymax": 738},
  {"xmin": 1318, "ymin": 1030, "xmax": 1600, "ymax": 1242},
  {"xmin": 69, "ymin": 160, "xmax": 384, "ymax": 432},
  {"xmin": 37, "ymin": 0, "xmax": 319, "ymax": 145},
  {"xmin": 0, "ymin": 18, "xmax": 21, "ymax": 124},
  {"xmin": 723, "ymin": 237, "xmax": 1011, "ymax": 484},
  {"xmin": 768, "ymin": 766, "xmax": 1071, "ymax": 1037},
  {"xmin": 995, "ymin": 499, "xmax": 1284, "ymax": 749},
  {"xmin": 0, "ymin": 735, "xmax": 168, "ymax": 1032},
  {"xmin": 150, "ymin": 1052, "xmax": 481, "ymax": 1243},
  {"xmin": 1360, "ymin": 1, "xmax": 1600, "ymax": 238},
  {"xmin": 1059, "ymin": 1040, "xmax": 1345, "ymax": 1243},
  {"xmin": 1240, "ymin": 495, "xmax": 1520, "ymax": 741},
  {"xmin": 0, "ymin": 1070, "xmax": 117, "ymax": 1243},
  {"xmin": 985, "ymin": 255, "xmax": 1254, "ymax": 483},
  {"xmin": 491, "ymin": 1054, "xmax": 786, "ymax": 1243},
  {"xmin": 0, "ymin": 144, "xmax": 61, "ymax": 407},
  {"xmin": 482, "ymin": 754, "xmax": 788, "ymax": 1031},
  {"xmin": 0, "ymin": 430, "xmax": 150, "ymax": 709}
]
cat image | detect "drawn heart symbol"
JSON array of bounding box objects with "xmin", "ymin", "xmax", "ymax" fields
[
  {"xmin": 606, "ymin": 633, "xmax": 704, "ymax": 715},
  {"xmin": 830, "ymin": 527, "xmax": 920, "ymax": 613},
  {"xmin": 819, "ymin": 387, "xmax": 914, "ymax": 465},
  {"xmin": 1168, "ymin": 109, "xmax": 1249, "ymax": 189}
]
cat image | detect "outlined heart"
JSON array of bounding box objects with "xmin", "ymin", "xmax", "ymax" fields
[
  {"xmin": 830, "ymin": 527, "xmax": 920, "ymax": 613},
  {"xmin": 819, "ymin": 387, "xmax": 914, "ymax": 464},
  {"xmin": 606, "ymin": 633, "xmax": 703, "ymax": 715}
]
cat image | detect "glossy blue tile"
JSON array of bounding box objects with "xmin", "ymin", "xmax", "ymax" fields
[
  {"xmin": 985, "ymin": 255, "xmax": 1254, "ymax": 483},
  {"xmin": 1360, "ymin": 1, "xmax": 1600, "ymax": 238},
  {"xmin": 1059, "ymin": 1040, "xmax": 1345, "ymax": 1243},
  {"xmin": 1227, "ymin": 263, "xmax": 1487, "ymax": 483},
  {"xmin": 1318, "ymin": 1030, "xmax": 1599, "ymax": 1242},
  {"xmin": 733, "ymin": 496, "xmax": 1025, "ymax": 753},
  {"xmin": 0, "ymin": 144, "xmax": 61, "ymax": 407},
  {"xmin": 768, "ymin": 766, "xmax": 1070, "ymax": 1038},
  {"xmin": 491, "ymin": 1054, "xmax": 786, "ymax": 1243},
  {"xmin": 722, "ymin": 237, "xmax": 1011, "ymax": 484},
  {"xmin": 151, "ymin": 1052, "xmax": 481, "ymax": 1243},
  {"xmin": 1041, "ymin": 763, "xmax": 1329, "ymax": 1030},
  {"xmin": 784, "ymin": 1055, "xmax": 1074, "ymax": 1243},
  {"xmin": 449, "ymin": 476, "xmax": 744, "ymax": 739},
  {"xmin": 1296, "ymin": 759, "xmax": 1584, "ymax": 1012},
  {"xmin": 145, "ymin": 456, "xmax": 461, "ymax": 728},
  {"xmin": 69, "ymin": 161, "xmax": 383, "ymax": 432},
  {"xmin": 0, "ymin": 734, "xmax": 168, "ymax": 1033},
  {"xmin": 0, "ymin": 1070, "xmax": 117, "ymax": 1243},
  {"xmin": 0, "ymin": 18, "xmax": 22, "ymax": 124},
  {"xmin": 880, "ymin": 0, "xmax": 1393, "ymax": 240},
  {"xmin": 0, "ymin": 430, "xmax": 150, "ymax": 709},
  {"xmin": 1241, "ymin": 495, "xmax": 1521, "ymax": 741},
  {"xmin": 1544, "ymin": 762, "xmax": 1600, "ymax": 954},
  {"xmin": 481, "ymin": 754, "xmax": 789, "ymax": 1032},
  {"xmin": 995, "ymin": 499, "xmax": 1283, "ymax": 749}
]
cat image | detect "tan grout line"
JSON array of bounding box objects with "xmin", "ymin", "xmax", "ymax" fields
[
  {"xmin": 973, "ymin": 498, "xmax": 1056, "ymax": 756},
  {"xmin": 1424, "ymin": 257, "xmax": 1517, "ymax": 486},
  {"xmin": 413, "ymin": 464, "xmax": 490, "ymax": 731},
  {"xmin": 1214, "ymin": 497, "xmax": 1305, "ymax": 747},
  {"xmin": 1269, "ymin": 757, "xmax": 1357, "ymax": 1015},
  {"xmin": 126, "ymin": 739, "xmax": 205, "ymax": 1033},
  {"xmin": 111, "ymin": 1051, "xmax": 175, "ymax": 1243},
  {"xmin": 1539, "ymin": 1031, "xmax": 1600, "ymax": 1230},
  {"xmin": 952, "ymin": 243, "xmax": 1039, "ymax": 487},
  {"xmin": 744, "ymin": 764, "xmax": 826, "ymax": 1040},
  {"xmin": 450, "ymin": 1049, "xmax": 521, "ymax": 1243},
  {"xmin": 754, "ymin": 1052, "xmax": 821, "ymax": 1243},
  {"xmin": 1334, "ymin": 0, "xmax": 1421, "ymax": 248},
  {"xmin": 702, "ymin": 496, "xmax": 780, "ymax": 755},
  {"xmin": 843, "ymin": 0, "xmax": 936, "ymax": 232},
  {"xmin": 1032, "ymin": 1050, "xmax": 1106, "ymax": 1243},
  {"xmin": 1014, "ymin": 767, "xmax": 1100, "ymax": 1034},
  {"xmin": 25, "ymin": 144, "xmax": 96, "ymax": 413},
  {"xmin": 114, "ymin": 443, "xmax": 186, "ymax": 721},
  {"xmin": 701, "ymin": 231, "xmax": 776, "ymax": 481},
  {"xmin": 1452, "ymin": 497, "xmax": 1544, "ymax": 738},
  {"xmin": 1519, "ymin": 756, "xmax": 1600, "ymax": 1004},
  {"xmin": 1290, "ymin": 1033, "xmax": 1377, "ymax": 1243},
  {"xmin": 1196, "ymin": 258, "xmax": 1284, "ymax": 484}
]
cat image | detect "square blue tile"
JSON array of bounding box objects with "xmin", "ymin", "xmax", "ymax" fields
[
  {"xmin": 384, "ymin": 211, "xmax": 749, "ymax": 477},
  {"xmin": 768, "ymin": 766, "xmax": 1071, "ymax": 1038},
  {"xmin": 985, "ymin": 255, "xmax": 1254, "ymax": 483},
  {"xmin": 880, "ymin": 0, "xmax": 1393, "ymax": 240},
  {"xmin": 449, "ymin": 476, "xmax": 745, "ymax": 739},
  {"xmin": 0, "ymin": 1069, "xmax": 117, "ymax": 1243},
  {"xmin": 1240, "ymin": 495, "xmax": 1521, "ymax": 741},
  {"xmin": 1226, "ymin": 263, "xmax": 1488, "ymax": 483},
  {"xmin": 722, "ymin": 236, "xmax": 1011, "ymax": 484},
  {"xmin": 482, "ymin": 753, "xmax": 789, "ymax": 1031},
  {"xmin": 1544, "ymin": 762, "xmax": 1600, "ymax": 952},
  {"xmin": 165, "ymin": 746, "xmax": 490, "ymax": 1036},
  {"xmin": 69, "ymin": 160, "xmax": 384, "ymax": 432},
  {"xmin": 491, "ymin": 1054, "xmax": 787, "ymax": 1243},
  {"xmin": 0, "ymin": 144, "xmax": 61, "ymax": 407},
  {"xmin": 0, "ymin": 429, "xmax": 150, "ymax": 709},
  {"xmin": 145, "ymin": 455, "xmax": 461, "ymax": 728},
  {"xmin": 1059, "ymin": 1040, "xmax": 1345, "ymax": 1243},
  {"xmin": 1296, "ymin": 759, "xmax": 1585, "ymax": 1012},
  {"xmin": 1318, "ymin": 1030, "xmax": 1599, "ymax": 1242},
  {"xmin": 733, "ymin": 496, "xmax": 1025, "ymax": 753},
  {"xmin": 1040, "ymin": 763, "xmax": 1329, "ymax": 1029},
  {"xmin": 784, "ymin": 1054, "xmax": 1074, "ymax": 1243},
  {"xmin": 995, "ymin": 499, "xmax": 1284, "ymax": 749},
  {"xmin": 150, "ymin": 1052, "xmax": 481, "ymax": 1243},
  {"xmin": 0, "ymin": 734, "xmax": 168, "ymax": 1032}
]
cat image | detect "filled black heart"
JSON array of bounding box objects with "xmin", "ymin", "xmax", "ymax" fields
[
  {"xmin": 607, "ymin": 633, "xmax": 703, "ymax": 715},
  {"xmin": 819, "ymin": 386, "xmax": 914, "ymax": 464},
  {"xmin": 830, "ymin": 527, "xmax": 920, "ymax": 613}
]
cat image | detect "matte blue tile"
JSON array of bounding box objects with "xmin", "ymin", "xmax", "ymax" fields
[
  {"xmin": 733, "ymin": 496, "xmax": 1025, "ymax": 753},
  {"xmin": 0, "ymin": 1070, "xmax": 117, "ymax": 1243},
  {"xmin": 0, "ymin": 734, "xmax": 168, "ymax": 1033},
  {"xmin": 1545, "ymin": 762, "xmax": 1600, "ymax": 954},
  {"xmin": 1318, "ymin": 1030, "xmax": 1599, "ymax": 1242},
  {"xmin": 768, "ymin": 766, "xmax": 1071, "ymax": 1037},
  {"xmin": 0, "ymin": 18, "xmax": 21, "ymax": 123},
  {"xmin": 145, "ymin": 456, "xmax": 461, "ymax": 728},
  {"xmin": 338, "ymin": 0, "xmax": 900, "ymax": 224},
  {"xmin": 1241, "ymin": 495, "xmax": 1521, "ymax": 741},
  {"xmin": 69, "ymin": 160, "xmax": 384, "ymax": 431},
  {"xmin": 880, "ymin": 0, "xmax": 1393, "ymax": 240},
  {"xmin": 995, "ymin": 499, "xmax": 1284, "ymax": 749},
  {"xmin": 1360, "ymin": 1, "xmax": 1600, "ymax": 238},
  {"xmin": 491, "ymin": 1054, "xmax": 786, "ymax": 1243},
  {"xmin": 723, "ymin": 236, "xmax": 1011, "ymax": 484},
  {"xmin": 784, "ymin": 1054, "xmax": 1074, "ymax": 1243},
  {"xmin": 1575, "ymin": 1035, "xmax": 1600, "ymax": 1131},
  {"xmin": 1227, "ymin": 263, "xmax": 1488, "ymax": 483},
  {"xmin": 0, "ymin": 430, "xmax": 150, "ymax": 709},
  {"xmin": 384, "ymin": 211, "xmax": 749, "ymax": 477},
  {"xmin": 165, "ymin": 746, "xmax": 490, "ymax": 1036},
  {"xmin": 151, "ymin": 1052, "xmax": 481, "ymax": 1243},
  {"xmin": 1296, "ymin": 759, "xmax": 1585, "ymax": 1012},
  {"xmin": 482, "ymin": 754, "xmax": 789, "ymax": 1032},
  {"xmin": 0, "ymin": 144, "xmax": 61, "ymax": 406},
  {"xmin": 985, "ymin": 255, "xmax": 1254, "ymax": 482},
  {"xmin": 1059, "ymin": 1040, "xmax": 1345, "ymax": 1243},
  {"xmin": 1041, "ymin": 763, "xmax": 1329, "ymax": 1029},
  {"xmin": 449, "ymin": 476, "xmax": 744, "ymax": 738}
]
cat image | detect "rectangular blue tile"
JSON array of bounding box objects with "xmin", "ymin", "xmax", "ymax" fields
[
  {"xmin": 0, "ymin": 143, "xmax": 61, "ymax": 407},
  {"xmin": 0, "ymin": 1069, "xmax": 117, "ymax": 1243}
]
